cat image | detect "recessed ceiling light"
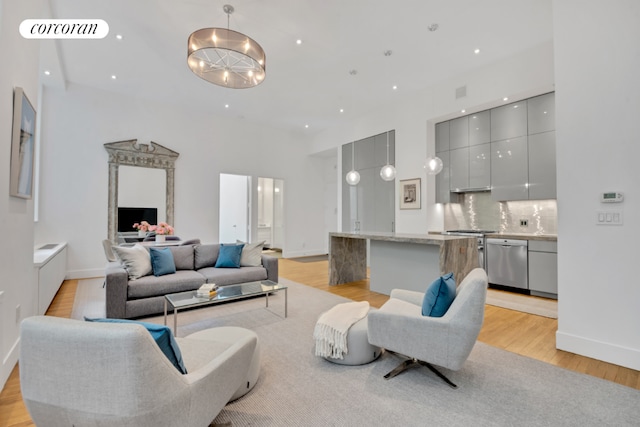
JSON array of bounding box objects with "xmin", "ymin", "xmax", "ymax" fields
[
  {"xmin": 296, "ymin": 39, "xmax": 302, "ymax": 45},
  {"xmin": 44, "ymin": 70, "xmax": 50, "ymax": 76},
  {"xmin": 461, "ymin": 109, "xmax": 466, "ymax": 113},
  {"xmin": 503, "ymin": 97, "xmax": 509, "ymax": 101},
  {"xmin": 474, "ymin": 48, "xmax": 480, "ymax": 54},
  {"xmin": 339, "ymin": 108, "xmax": 344, "ymax": 113},
  {"xmin": 305, "ymin": 124, "xmax": 309, "ymax": 128},
  {"xmin": 116, "ymin": 34, "xmax": 123, "ymax": 40},
  {"xmin": 111, "ymin": 75, "xmax": 117, "ymax": 80},
  {"xmin": 225, "ymin": 104, "xmax": 229, "ymax": 108},
  {"xmin": 392, "ymin": 85, "xmax": 398, "ymax": 90}
]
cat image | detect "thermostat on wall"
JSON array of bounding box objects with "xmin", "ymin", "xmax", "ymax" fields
[{"xmin": 601, "ymin": 192, "xmax": 624, "ymax": 203}]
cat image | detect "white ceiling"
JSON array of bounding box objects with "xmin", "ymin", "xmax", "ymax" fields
[{"xmin": 44, "ymin": 0, "xmax": 553, "ymax": 135}]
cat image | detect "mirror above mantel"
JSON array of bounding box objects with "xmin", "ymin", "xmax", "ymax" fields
[{"xmin": 104, "ymin": 139, "xmax": 179, "ymax": 243}]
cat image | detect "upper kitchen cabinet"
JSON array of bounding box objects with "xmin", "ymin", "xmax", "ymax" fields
[
  {"xmin": 354, "ymin": 136, "xmax": 376, "ymax": 170},
  {"xmin": 449, "ymin": 116, "xmax": 469, "ymax": 150},
  {"xmin": 528, "ymin": 131, "xmax": 556, "ymax": 200},
  {"xmin": 468, "ymin": 111, "xmax": 491, "ymax": 146},
  {"xmin": 528, "ymin": 92, "xmax": 555, "ymax": 135},
  {"xmin": 491, "ymin": 101, "xmax": 527, "ymax": 141},
  {"xmin": 449, "ymin": 148, "xmax": 469, "ymax": 192},
  {"xmin": 491, "ymin": 136, "xmax": 528, "ymax": 201},
  {"xmin": 435, "ymin": 122, "xmax": 450, "ymax": 153},
  {"xmin": 469, "ymin": 143, "xmax": 491, "ymax": 189},
  {"xmin": 435, "ymin": 151, "xmax": 451, "ymax": 204}
]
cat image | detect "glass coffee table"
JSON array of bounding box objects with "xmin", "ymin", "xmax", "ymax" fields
[{"xmin": 163, "ymin": 280, "xmax": 287, "ymax": 336}]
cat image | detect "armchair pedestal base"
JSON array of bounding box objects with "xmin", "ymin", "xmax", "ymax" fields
[{"xmin": 384, "ymin": 354, "xmax": 458, "ymax": 389}]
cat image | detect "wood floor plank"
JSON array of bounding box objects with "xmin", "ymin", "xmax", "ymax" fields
[{"xmin": 1, "ymin": 258, "xmax": 637, "ymax": 426}]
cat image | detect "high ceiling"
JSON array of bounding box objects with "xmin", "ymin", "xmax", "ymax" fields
[{"xmin": 45, "ymin": 0, "xmax": 553, "ymax": 134}]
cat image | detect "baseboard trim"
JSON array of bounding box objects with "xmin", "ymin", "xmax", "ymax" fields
[
  {"xmin": 66, "ymin": 268, "xmax": 104, "ymax": 280},
  {"xmin": 282, "ymin": 249, "xmax": 327, "ymax": 259},
  {"xmin": 556, "ymin": 330, "xmax": 640, "ymax": 371},
  {"xmin": 1, "ymin": 337, "xmax": 20, "ymax": 392}
]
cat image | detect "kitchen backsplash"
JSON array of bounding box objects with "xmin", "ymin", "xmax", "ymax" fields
[{"xmin": 443, "ymin": 191, "xmax": 557, "ymax": 234}]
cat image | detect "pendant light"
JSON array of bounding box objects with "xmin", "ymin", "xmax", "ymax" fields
[
  {"xmin": 424, "ymin": 156, "xmax": 444, "ymax": 175},
  {"xmin": 380, "ymin": 131, "xmax": 396, "ymax": 181},
  {"xmin": 345, "ymin": 142, "xmax": 360, "ymax": 185}
]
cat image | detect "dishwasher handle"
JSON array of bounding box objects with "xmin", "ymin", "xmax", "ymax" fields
[{"xmin": 486, "ymin": 238, "xmax": 528, "ymax": 247}]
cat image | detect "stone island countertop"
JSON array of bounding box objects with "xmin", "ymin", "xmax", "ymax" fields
[{"xmin": 329, "ymin": 232, "xmax": 478, "ymax": 294}]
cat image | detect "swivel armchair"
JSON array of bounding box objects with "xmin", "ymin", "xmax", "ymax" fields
[{"xmin": 367, "ymin": 268, "xmax": 488, "ymax": 388}]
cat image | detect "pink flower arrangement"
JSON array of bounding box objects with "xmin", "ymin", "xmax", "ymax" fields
[
  {"xmin": 149, "ymin": 222, "xmax": 174, "ymax": 235},
  {"xmin": 132, "ymin": 221, "xmax": 151, "ymax": 232}
]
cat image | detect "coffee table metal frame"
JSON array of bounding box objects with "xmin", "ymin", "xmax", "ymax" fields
[{"xmin": 163, "ymin": 280, "xmax": 287, "ymax": 336}]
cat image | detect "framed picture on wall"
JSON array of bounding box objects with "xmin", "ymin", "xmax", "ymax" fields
[
  {"xmin": 10, "ymin": 87, "xmax": 36, "ymax": 199},
  {"xmin": 400, "ymin": 178, "xmax": 421, "ymax": 210}
]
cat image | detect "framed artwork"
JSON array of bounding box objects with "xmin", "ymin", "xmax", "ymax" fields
[
  {"xmin": 400, "ymin": 178, "xmax": 421, "ymax": 210},
  {"xmin": 10, "ymin": 87, "xmax": 36, "ymax": 199}
]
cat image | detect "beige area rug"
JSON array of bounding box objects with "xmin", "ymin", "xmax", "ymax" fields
[{"xmin": 486, "ymin": 289, "xmax": 558, "ymax": 318}]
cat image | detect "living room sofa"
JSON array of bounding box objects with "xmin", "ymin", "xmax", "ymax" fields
[{"xmin": 106, "ymin": 243, "xmax": 278, "ymax": 319}]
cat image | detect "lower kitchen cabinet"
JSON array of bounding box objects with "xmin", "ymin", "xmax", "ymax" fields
[{"xmin": 528, "ymin": 240, "xmax": 557, "ymax": 298}]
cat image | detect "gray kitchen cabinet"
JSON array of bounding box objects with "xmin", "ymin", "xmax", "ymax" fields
[
  {"xmin": 491, "ymin": 100, "xmax": 528, "ymax": 141},
  {"xmin": 528, "ymin": 131, "xmax": 556, "ymax": 200},
  {"xmin": 342, "ymin": 133, "xmax": 395, "ymax": 233},
  {"xmin": 469, "ymin": 111, "xmax": 491, "ymax": 146},
  {"xmin": 435, "ymin": 121, "xmax": 450, "ymax": 153},
  {"xmin": 528, "ymin": 92, "xmax": 555, "ymax": 135},
  {"xmin": 528, "ymin": 240, "xmax": 558, "ymax": 298},
  {"xmin": 449, "ymin": 148, "xmax": 469, "ymax": 192},
  {"xmin": 469, "ymin": 143, "xmax": 491, "ymax": 189},
  {"xmin": 435, "ymin": 151, "xmax": 451, "ymax": 204},
  {"xmin": 449, "ymin": 116, "xmax": 469, "ymax": 150},
  {"xmin": 491, "ymin": 136, "xmax": 528, "ymax": 201}
]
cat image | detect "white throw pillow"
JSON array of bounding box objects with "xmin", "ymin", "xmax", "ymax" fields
[
  {"xmin": 236, "ymin": 240, "xmax": 265, "ymax": 267},
  {"xmin": 112, "ymin": 243, "xmax": 152, "ymax": 280}
]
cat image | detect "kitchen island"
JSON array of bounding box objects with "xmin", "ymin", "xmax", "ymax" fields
[{"xmin": 329, "ymin": 232, "xmax": 477, "ymax": 295}]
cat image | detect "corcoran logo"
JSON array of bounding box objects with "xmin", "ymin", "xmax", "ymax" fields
[{"xmin": 19, "ymin": 19, "xmax": 109, "ymax": 39}]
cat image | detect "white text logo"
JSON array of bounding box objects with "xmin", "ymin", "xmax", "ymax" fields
[{"xmin": 20, "ymin": 19, "xmax": 109, "ymax": 39}]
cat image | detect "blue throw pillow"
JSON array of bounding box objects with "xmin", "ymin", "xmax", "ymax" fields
[
  {"xmin": 214, "ymin": 243, "xmax": 245, "ymax": 268},
  {"xmin": 422, "ymin": 272, "xmax": 456, "ymax": 317},
  {"xmin": 149, "ymin": 247, "xmax": 176, "ymax": 276},
  {"xmin": 85, "ymin": 317, "xmax": 187, "ymax": 374}
]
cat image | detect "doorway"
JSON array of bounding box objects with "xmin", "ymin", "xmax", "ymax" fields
[
  {"xmin": 257, "ymin": 177, "xmax": 284, "ymax": 250},
  {"xmin": 218, "ymin": 173, "xmax": 250, "ymax": 243}
]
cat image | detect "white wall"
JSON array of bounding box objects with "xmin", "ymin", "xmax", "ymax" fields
[
  {"xmin": 35, "ymin": 83, "xmax": 327, "ymax": 278},
  {"xmin": 0, "ymin": 0, "xmax": 46, "ymax": 391},
  {"xmin": 553, "ymin": 0, "xmax": 640, "ymax": 370}
]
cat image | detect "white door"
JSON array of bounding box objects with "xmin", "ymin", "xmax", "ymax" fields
[{"xmin": 219, "ymin": 173, "xmax": 250, "ymax": 243}]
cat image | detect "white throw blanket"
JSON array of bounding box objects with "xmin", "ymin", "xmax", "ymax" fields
[{"xmin": 314, "ymin": 301, "xmax": 369, "ymax": 359}]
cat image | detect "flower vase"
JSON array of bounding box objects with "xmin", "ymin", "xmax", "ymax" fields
[
  {"xmin": 156, "ymin": 235, "xmax": 166, "ymax": 243},
  {"xmin": 138, "ymin": 230, "xmax": 146, "ymax": 238}
]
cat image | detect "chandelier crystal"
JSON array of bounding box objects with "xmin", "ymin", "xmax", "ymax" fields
[{"xmin": 187, "ymin": 4, "xmax": 266, "ymax": 89}]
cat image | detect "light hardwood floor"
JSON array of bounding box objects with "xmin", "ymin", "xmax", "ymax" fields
[{"xmin": 1, "ymin": 259, "xmax": 638, "ymax": 426}]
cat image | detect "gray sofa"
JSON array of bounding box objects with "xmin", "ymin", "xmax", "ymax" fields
[{"xmin": 106, "ymin": 243, "xmax": 278, "ymax": 319}]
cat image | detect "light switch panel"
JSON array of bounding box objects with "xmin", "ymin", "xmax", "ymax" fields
[{"xmin": 596, "ymin": 210, "xmax": 623, "ymax": 225}]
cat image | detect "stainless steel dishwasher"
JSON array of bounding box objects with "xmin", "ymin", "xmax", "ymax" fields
[{"xmin": 486, "ymin": 238, "xmax": 528, "ymax": 289}]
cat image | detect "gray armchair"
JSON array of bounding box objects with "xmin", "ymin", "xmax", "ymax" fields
[
  {"xmin": 20, "ymin": 316, "xmax": 256, "ymax": 427},
  {"xmin": 367, "ymin": 268, "xmax": 488, "ymax": 388}
]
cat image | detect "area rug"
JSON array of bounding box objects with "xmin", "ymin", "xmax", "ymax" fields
[
  {"xmin": 486, "ymin": 289, "xmax": 558, "ymax": 318},
  {"xmin": 71, "ymin": 278, "xmax": 637, "ymax": 425}
]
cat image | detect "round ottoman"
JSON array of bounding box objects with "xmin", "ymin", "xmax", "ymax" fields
[
  {"xmin": 323, "ymin": 314, "xmax": 382, "ymax": 366},
  {"xmin": 186, "ymin": 326, "xmax": 260, "ymax": 401}
]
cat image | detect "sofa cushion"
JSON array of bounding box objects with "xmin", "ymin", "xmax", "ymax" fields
[
  {"xmin": 169, "ymin": 246, "xmax": 195, "ymax": 270},
  {"xmin": 194, "ymin": 244, "xmax": 220, "ymax": 270},
  {"xmin": 198, "ymin": 266, "xmax": 267, "ymax": 286},
  {"xmin": 128, "ymin": 270, "xmax": 206, "ymax": 299},
  {"xmin": 150, "ymin": 247, "xmax": 177, "ymax": 277},
  {"xmin": 85, "ymin": 317, "xmax": 187, "ymax": 374},
  {"xmin": 237, "ymin": 240, "xmax": 265, "ymax": 267},
  {"xmin": 215, "ymin": 244, "xmax": 244, "ymax": 268},
  {"xmin": 112, "ymin": 244, "xmax": 152, "ymax": 280},
  {"xmin": 422, "ymin": 272, "xmax": 456, "ymax": 317}
]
